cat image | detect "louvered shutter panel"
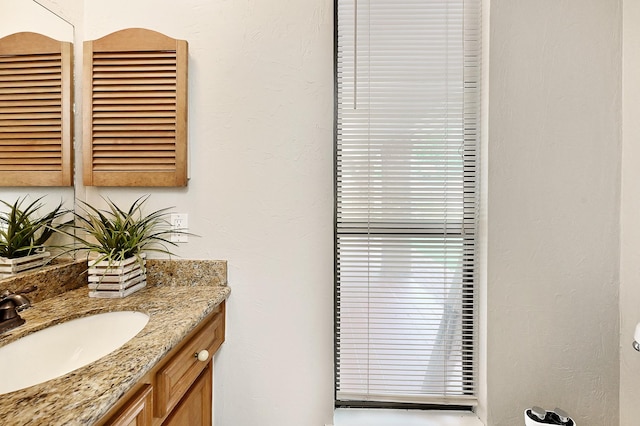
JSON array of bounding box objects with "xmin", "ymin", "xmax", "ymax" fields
[
  {"xmin": 83, "ymin": 28, "xmax": 188, "ymax": 187},
  {"xmin": 0, "ymin": 32, "xmax": 73, "ymax": 186}
]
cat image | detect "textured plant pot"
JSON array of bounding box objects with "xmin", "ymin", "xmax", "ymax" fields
[
  {"xmin": 87, "ymin": 254, "xmax": 146, "ymax": 298},
  {"xmin": 0, "ymin": 251, "xmax": 50, "ymax": 278}
]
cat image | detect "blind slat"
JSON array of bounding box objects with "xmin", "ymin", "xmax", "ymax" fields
[{"xmin": 336, "ymin": 0, "xmax": 480, "ymax": 407}]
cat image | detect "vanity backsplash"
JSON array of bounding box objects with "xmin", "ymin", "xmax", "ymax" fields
[
  {"xmin": 1, "ymin": 259, "xmax": 228, "ymax": 303},
  {"xmin": 1, "ymin": 260, "xmax": 87, "ymax": 303},
  {"xmin": 146, "ymin": 259, "xmax": 227, "ymax": 287}
]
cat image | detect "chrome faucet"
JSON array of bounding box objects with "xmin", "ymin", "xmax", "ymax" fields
[{"xmin": 0, "ymin": 286, "xmax": 36, "ymax": 334}]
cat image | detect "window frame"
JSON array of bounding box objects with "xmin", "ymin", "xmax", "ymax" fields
[{"xmin": 333, "ymin": 0, "xmax": 481, "ymax": 410}]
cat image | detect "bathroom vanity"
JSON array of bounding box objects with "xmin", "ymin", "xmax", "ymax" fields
[
  {"xmin": 0, "ymin": 260, "xmax": 230, "ymax": 426},
  {"xmin": 99, "ymin": 301, "xmax": 225, "ymax": 425}
]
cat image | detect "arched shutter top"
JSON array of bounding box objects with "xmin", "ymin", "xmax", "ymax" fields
[
  {"xmin": 0, "ymin": 31, "xmax": 74, "ymax": 187},
  {"xmin": 83, "ymin": 28, "xmax": 188, "ymax": 187}
]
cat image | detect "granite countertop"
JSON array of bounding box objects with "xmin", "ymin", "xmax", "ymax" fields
[{"xmin": 0, "ymin": 260, "xmax": 230, "ymax": 426}]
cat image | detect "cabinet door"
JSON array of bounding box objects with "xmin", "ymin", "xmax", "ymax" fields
[
  {"xmin": 83, "ymin": 28, "xmax": 188, "ymax": 187},
  {"xmin": 162, "ymin": 363, "xmax": 212, "ymax": 426},
  {"xmin": 155, "ymin": 307, "xmax": 223, "ymax": 418},
  {"xmin": 105, "ymin": 384, "xmax": 153, "ymax": 426}
]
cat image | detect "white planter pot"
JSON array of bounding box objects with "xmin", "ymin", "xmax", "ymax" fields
[
  {"xmin": 0, "ymin": 251, "xmax": 50, "ymax": 278},
  {"xmin": 87, "ymin": 254, "xmax": 147, "ymax": 298}
]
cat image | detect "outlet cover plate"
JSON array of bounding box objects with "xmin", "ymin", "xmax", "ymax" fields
[{"xmin": 170, "ymin": 213, "xmax": 188, "ymax": 243}]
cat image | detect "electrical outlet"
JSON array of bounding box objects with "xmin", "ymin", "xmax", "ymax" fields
[{"xmin": 170, "ymin": 213, "xmax": 188, "ymax": 243}]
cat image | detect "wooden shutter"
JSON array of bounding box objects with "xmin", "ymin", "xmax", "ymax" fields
[
  {"xmin": 83, "ymin": 28, "xmax": 188, "ymax": 187},
  {"xmin": 0, "ymin": 32, "xmax": 73, "ymax": 187}
]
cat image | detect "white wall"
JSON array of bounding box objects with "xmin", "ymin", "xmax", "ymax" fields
[
  {"xmin": 620, "ymin": 1, "xmax": 640, "ymax": 424},
  {"xmin": 1, "ymin": 0, "xmax": 73, "ymax": 40},
  {"xmin": 12, "ymin": 0, "xmax": 629, "ymax": 424},
  {"xmin": 485, "ymin": 1, "xmax": 621, "ymax": 425},
  {"xmin": 81, "ymin": 1, "xmax": 335, "ymax": 425}
]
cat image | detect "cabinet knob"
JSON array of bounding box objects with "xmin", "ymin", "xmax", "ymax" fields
[{"xmin": 195, "ymin": 349, "xmax": 209, "ymax": 362}]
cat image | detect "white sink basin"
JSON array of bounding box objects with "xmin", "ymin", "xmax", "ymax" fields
[{"xmin": 0, "ymin": 311, "xmax": 149, "ymax": 395}]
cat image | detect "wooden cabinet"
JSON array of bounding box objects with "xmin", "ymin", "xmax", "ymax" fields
[
  {"xmin": 99, "ymin": 302, "xmax": 225, "ymax": 426},
  {"xmin": 0, "ymin": 32, "xmax": 74, "ymax": 186},
  {"xmin": 105, "ymin": 385, "xmax": 153, "ymax": 426},
  {"xmin": 83, "ymin": 28, "xmax": 188, "ymax": 187},
  {"xmin": 163, "ymin": 364, "xmax": 212, "ymax": 426}
]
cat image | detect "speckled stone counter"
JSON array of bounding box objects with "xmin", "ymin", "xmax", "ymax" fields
[
  {"xmin": 0, "ymin": 260, "xmax": 230, "ymax": 426},
  {"xmin": 1, "ymin": 259, "xmax": 87, "ymax": 304}
]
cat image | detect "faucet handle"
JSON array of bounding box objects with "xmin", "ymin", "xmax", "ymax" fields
[
  {"xmin": 16, "ymin": 285, "xmax": 37, "ymax": 295},
  {"xmin": 2, "ymin": 286, "xmax": 38, "ymax": 297},
  {"xmin": 0, "ymin": 287, "xmax": 34, "ymax": 311}
]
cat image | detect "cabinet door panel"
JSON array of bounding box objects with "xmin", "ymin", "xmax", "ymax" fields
[
  {"xmin": 155, "ymin": 303, "xmax": 224, "ymax": 417},
  {"xmin": 105, "ymin": 384, "xmax": 153, "ymax": 426},
  {"xmin": 163, "ymin": 363, "xmax": 212, "ymax": 426}
]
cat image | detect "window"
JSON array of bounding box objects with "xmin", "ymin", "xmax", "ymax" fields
[{"xmin": 335, "ymin": 0, "xmax": 480, "ymax": 408}]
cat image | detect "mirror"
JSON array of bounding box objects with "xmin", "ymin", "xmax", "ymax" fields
[{"xmin": 0, "ymin": 0, "xmax": 75, "ymax": 282}]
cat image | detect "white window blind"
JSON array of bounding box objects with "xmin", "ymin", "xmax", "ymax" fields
[{"xmin": 335, "ymin": 0, "xmax": 480, "ymax": 407}]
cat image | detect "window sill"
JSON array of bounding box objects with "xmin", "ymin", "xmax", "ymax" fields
[{"xmin": 333, "ymin": 408, "xmax": 485, "ymax": 426}]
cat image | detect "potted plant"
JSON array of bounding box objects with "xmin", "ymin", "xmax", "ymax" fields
[
  {"xmin": 0, "ymin": 196, "xmax": 71, "ymax": 277},
  {"xmin": 66, "ymin": 195, "xmax": 185, "ymax": 298}
]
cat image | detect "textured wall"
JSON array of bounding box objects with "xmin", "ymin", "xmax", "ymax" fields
[
  {"xmin": 0, "ymin": 0, "xmax": 74, "ymax": 40},
  {"xmin": 620, "ymin": 0, "xmax": 640, "ymax": 424},
  {"xmin": 486, "ymin": 1, "xmax": 621, "ymax": 425},
  {"xmin": 11, "ymin": 0, "xmax": 627, "ymax": 424},
  {"xmin": 82, "ymin": 1, "xmax": 335, "ymax": 425},
  {"xmin": 33, "ymin": 0, "xmax": 82, "ymax": 28}
]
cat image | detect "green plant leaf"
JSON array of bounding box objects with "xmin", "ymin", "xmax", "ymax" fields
[
  {"xmin": 0, "ymin": 196, "xmax": 71, "ymax": 259},
  {"xmin": 61, "ymin": 195, "xmax": 193, "ymax": 268}
]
